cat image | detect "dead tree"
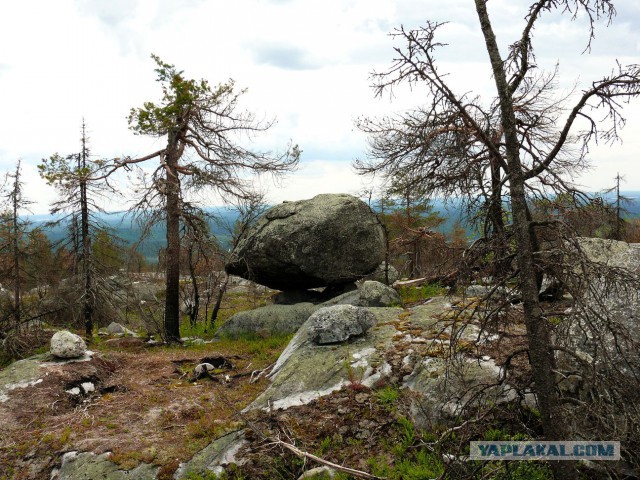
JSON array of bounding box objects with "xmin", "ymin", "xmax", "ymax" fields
[
  {"xmin": 118, "ymin": 56, "xmax": 299, "ymax": 342},
  {"xmin": 356, "ymin": 2, "xmax": 640, "ymax": 478},
  {"xmin": 39, "ymin": 120, "xmax": 122, "ymax": 337}
]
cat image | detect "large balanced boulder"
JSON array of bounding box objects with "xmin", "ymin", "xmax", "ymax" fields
[
  {"xmin": 50, "ymin": 331, "xmax": 87, "ymax": 359},
  {"xmin": 225, "ymin": 194, "xmax": 386, "ymax": 290}
]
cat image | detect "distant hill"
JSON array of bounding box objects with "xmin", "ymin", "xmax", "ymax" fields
[
  {"xmin": 27, "ymin": 208, "xmax": 239, "ymax": 264},
  {"xmin": 26, "ymin": 192, "xmax": 640, "ymax": 264}
]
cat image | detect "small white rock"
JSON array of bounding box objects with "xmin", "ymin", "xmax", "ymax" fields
[
  {"xmin": 194, "ymin": 363, "xmax": 214, "ymax": 376},
  {"xmin": 80, "ymin": 382, "xmax": 95, "ymax": 393},
  {"xmin": 298, "ymin": 466, "xmax": 336, "ymax": 479}
]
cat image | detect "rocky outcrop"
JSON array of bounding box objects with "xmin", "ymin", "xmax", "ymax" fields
[
  {"xmin": 309, "ymin": 305, "xmax": 377, "ymax": 345},
  {"xmin": 225, "ymin": 194, "xmax": 386, "ymax": 290},
  {"xmin": 215, "ymin": 281, "xmax": 400, "ymax": 339},
  {"xmin": 174, "ymin": 430, "xmax": 246, "ymax": 479},
  {"xmin": 244, "ymin": 297, "xmax": 519, "ymax": 428},
  {"xmin": 215, "ymin": 303, "xmax": 318, "ymax": 339},
  {"xmin": 559, "ymin": 238, "xmax": 640, "ymax": 373},
  {"xmin": 404, "ymin": 356, "xmax": 517, "ymax": 428},
  {"xmin": 52, "ymin": 451, "xmax": 158, "ymax": 480},
  {"xmin": 0, "ymin": 356, "xmax": 44, "ymax": 404},
  {"xmin": 50, "ymin": 331, "xmax": 87, "ymax": 359},
  {"xmin": 245, "ymin": 306, "xmax": 399, "ymax": 411}
]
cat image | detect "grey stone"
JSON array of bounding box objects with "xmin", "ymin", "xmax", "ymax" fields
[
  {"xmin": 575, "ymin": 237, "xmax": 638, "ymax": 270},
  {"xmin": 174, "ymin": 430, "xmax": 246, "ymax": 479},
  {"xmin": 574, "ymin": 239, "xmax": 640, "ymax": 341},
  {"xmin": 559, "ymin": 238, "xmax": 640, "ymax": 376},
  {"xmin": 245, "ymin": 297, "xmax": 518, "ymax": 430},
  {"xmin": 225, "ymin": 194, "xmax": 386, "ymax": 290},
  {"xmin": 464, "ymin": 284, "xmax": 518, "ymax": 300},
  {"xmin": 464, "ymin": 284, "xmax": 494, "ymax": 297},
  {"xmin": 318, "ymin": 289, "xmax": 362, "ymax": 307},
  {"xmin": 0, "ymin": 356, "xmax": 44, "ymax": 403},
  {"xmin": 52, "ymin": 451, "xmax": 158, "ymax": 480},
  {"xmin": 309, "ymin": 305, "xmax": 377, "ymax": 345},
  {"xmin": 364, "ymin": 262, "xmax": 400, "ymax": 285},
  {"xmin": 215, "ymin": 303, "xmax": 319, "ymax": 339},
  {"xmin": 50, "ymin": 331, "xmax": 87, "ymax": 359},
  {"xmin": 358, "ymin": 280, "xmax": 401, "ymax": 307},
  {"xmin": 106, "ymin": 322, "xmax": 126, "ymax": 334},
  {"xmin": 106, "ymin": 322, "xmax": 137, "ymax": 337},
  {"xmin": 245, "ymin": 306, "xmax": 400, "ymax": 411},
  {"xmin": 403, "ymin": 356, "xmax": 517, "ymax": 427},
  {"xmin": 298, "ymin": 466, "xmax": 336, "ymax": 479}
]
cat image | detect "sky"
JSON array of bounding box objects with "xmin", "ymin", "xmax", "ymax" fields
[{"xmin": 1, "ymin": 0, "xmax": 639, "ymax": 214}]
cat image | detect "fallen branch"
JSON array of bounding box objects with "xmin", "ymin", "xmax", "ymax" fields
[
  {"xmin": 393, "ymin": 271, "xmax": 458, "ymax": 289},
  {"xmin": 394, "ymin": 277, "xmax": 427, "ymax": 287},
  {"xmin": 250, "ymin": 362, "xmax": 275, "ymax": 383},
  {"xmin": 273, "ymin": 439, "xmax": 387, "ymax": 480}
]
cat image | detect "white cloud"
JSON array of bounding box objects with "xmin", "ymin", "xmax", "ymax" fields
[{"xmin": 0, "ymin": 0, "xmax": 639, "ymax": 213}]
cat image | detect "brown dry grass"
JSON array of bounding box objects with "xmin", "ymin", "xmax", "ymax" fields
[{"xmin": 0, "ymin": 336, "xmax": 290, "ymax": 480}]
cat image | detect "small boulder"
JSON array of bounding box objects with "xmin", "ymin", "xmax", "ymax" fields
[
  {"xmin": 309, "ymin": 305, "xmax": 377, "ymax": 345},
  {"xmin": 50, "ymin": 331, "xmax": 87, "ymax": 359},
  {"xmin": 359, "ymin": 280, "xmax": 401, "ymax": 307},
  {"xmin": 106, "ymin": 321, "xmax": 137, "ymax": 336},
  {"xmin": 106, "ymin": 322, "xmax": 126, "ymax": 334},
  {"xmin": 364, "ymin": 262, "xmax": 400, "ymax": 285}
]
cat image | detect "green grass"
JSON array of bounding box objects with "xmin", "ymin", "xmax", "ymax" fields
[
  {"xmin": 398, "ymin": 283, "xmax": 447, "ymax": 304},
  {"xmin": 474, "ymin": 429, "xmax": 554, "ymax": 480},
  {"xmin": 368, "ymin": 447, "xmax": 444, "ymax": 480},
  {"xmin": 375, "ymin": 385, "xmax": 401, "ymax": 405}
]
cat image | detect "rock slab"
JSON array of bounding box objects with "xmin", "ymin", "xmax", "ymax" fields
[
  {"xmin": 52, "ymin": 451, "xmax": 158, "ymax": 480},
  {"xmin": 215, "ymin": 303, "xmax": 318, "ymax": 339},
  {"xmin": 225, "ymin": 194, "xmax": 386, "ymax": 290},
  {"xmin": 309, "ymin": 305, "xmax": 377, "ymax": 345},
  {"xmin": 50, "ymin": 331, "xmax": 87, "ymax": 359}
]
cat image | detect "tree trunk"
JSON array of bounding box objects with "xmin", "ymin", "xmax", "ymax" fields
[
  {"xmin": 11, "ymin": 164, "xmax": 20, "ymax": 328},
  {"xmin": 187, "ymin": 241, "xmax": 199, "ymax": 327},
  {"xmin": 473, "ymin": 2, "xmax": 576, "ymax": 478},
  {"xmin": 210, "ymin": 275, "xmax": 228, "ymax": 330},
  {"xmin": 80, "ymin": 127, "xmax": 93, "ymax": 338},
  {"xmin": 487, "ymin": 152, "xmax": 510, "ymax": 279},
  {"xmin": 164, "ymin": 141, "xmax": 182, "ymax": 343}
]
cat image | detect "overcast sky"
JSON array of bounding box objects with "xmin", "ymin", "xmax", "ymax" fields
[{"xmin": 1, "ymin": 0, "xmax": 639, "ymax": 214}]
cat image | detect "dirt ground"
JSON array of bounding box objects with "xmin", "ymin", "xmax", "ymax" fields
[{"xmin": 0, "ymin": 337, "xmax": 286, "ymax": 480}]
